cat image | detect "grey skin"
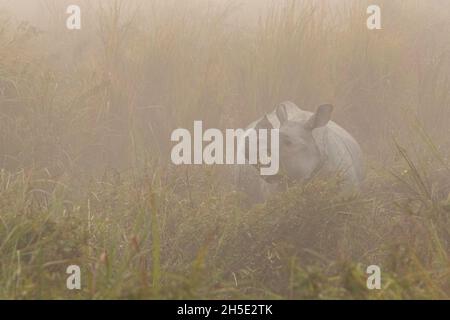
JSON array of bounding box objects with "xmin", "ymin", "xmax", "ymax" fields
[{"xmin": 234, "ymin": 101, "xmax": 365, "ymax": 202}]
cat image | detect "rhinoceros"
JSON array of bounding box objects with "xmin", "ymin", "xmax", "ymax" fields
[{"xmin": 234, "ymin": 101, "xmax": 364, "ymax": 201}]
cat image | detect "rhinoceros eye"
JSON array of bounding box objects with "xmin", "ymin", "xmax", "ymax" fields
[{"xmin": 282, "ymin": 138, "xmax": 293, "ymax": 146}]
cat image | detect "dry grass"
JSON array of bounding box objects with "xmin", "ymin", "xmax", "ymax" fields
[{"xmin": 0, "ymin": 0, "xmax": 448, "ymax": 299}]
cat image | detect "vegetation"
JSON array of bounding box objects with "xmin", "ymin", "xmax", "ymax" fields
[{"xmin": 0, "ymin": 0, "xmax": 448, "ymax": 299}]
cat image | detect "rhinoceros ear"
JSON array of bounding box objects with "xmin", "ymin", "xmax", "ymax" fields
[
  {"xmin": 276, "ymin": 103, "xmax": 289, "ymax": 125},
  {"xmin": 255, "ymin": 115, "xmax": 273, "ymax": 130},
  {"xmin": 306, "ymin": 104, "xmax": 333, "ymax": 130}
]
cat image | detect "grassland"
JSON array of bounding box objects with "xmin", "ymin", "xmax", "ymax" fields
[{"xmin": 0, "ymin": 0, "xmax": 449, "ymax": 299}]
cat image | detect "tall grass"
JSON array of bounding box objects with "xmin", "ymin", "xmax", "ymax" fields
[{"xmin": 0, "ymin": 0, "xmax": 449, "ymax": 299}]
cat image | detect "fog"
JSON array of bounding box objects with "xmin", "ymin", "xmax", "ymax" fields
[{"xmin": 0, "ymin": 0, "xmax": 449, "ymax": 300}]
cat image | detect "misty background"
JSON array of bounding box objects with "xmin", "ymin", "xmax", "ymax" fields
[
  {"xmin": 1, "ymin": 0, "xmax": 450, "ymax": 172},
  {"xmin": 0, "ymin": 0, "xmax": 448, "ymax": 299}
]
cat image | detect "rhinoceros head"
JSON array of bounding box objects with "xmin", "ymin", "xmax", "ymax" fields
[{"xmin": 256, "ymin": 103, "xmax": 334, "ymax": 182}]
